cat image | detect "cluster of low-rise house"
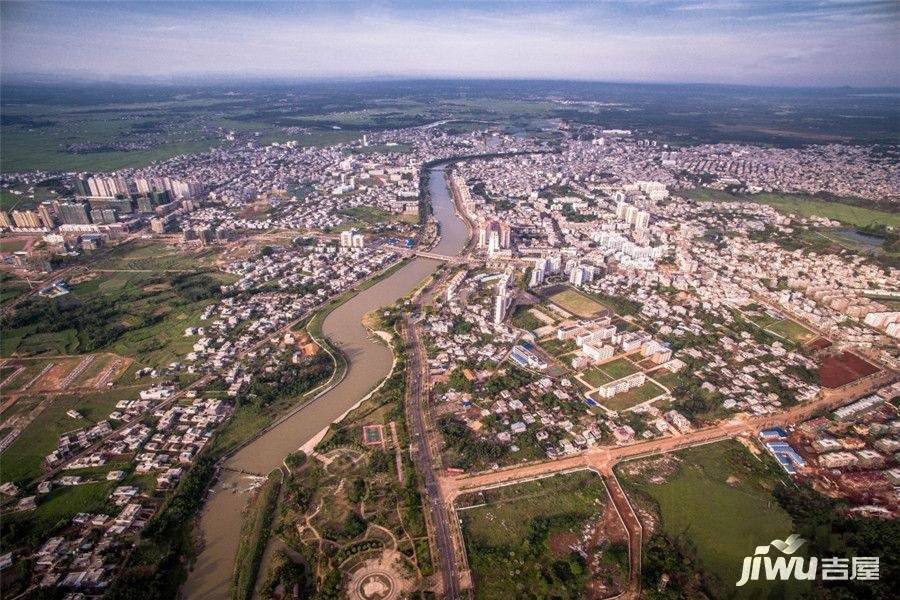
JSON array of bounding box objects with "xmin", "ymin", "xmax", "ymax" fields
[
  {"xmin": 671, "ymin": 143, "xmax": 897, "ymax": 202},
  {"xmin": 760, "ymin": 382, "xmax": 900, "ymax": 517},
  {"xmin": 2, "ymin": 113, "xmax": 897, "ymax": 592},
  {"xmin": 1, "ymin": 395, "xmax": 233, "ymax": 592}
]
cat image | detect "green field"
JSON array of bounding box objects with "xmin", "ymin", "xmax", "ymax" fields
[
  {"xmin": 765, "ymin": 319, "xmax": 816, "ymax": 344},
  {"xmin": 0, "ymin": 238, "xmax": 29, "ymax": 253},
  {"xmin": 1, "ymin": 126, "xmax": 220, "ymax": 173},
  {"xmin": 2, "ymin": 242, "xmax": 231, "ymax": 365},
  {"xmin": 597, "ymin": 357, "xmax": 639, "ymax": 379},
  {"xmin": 647, "ymin": 368, "xmax": 684, "ymax": 390},
  {"xmin": 581, "ymin": 366, "xmax": 614, "ymax": 387},
  {"xmin": 90, "ymin": 241, "xmax": 218, "ymax": 272},
  {"xmin": 0, "ymin": 272, "xmax": 30, "ymax": 307},
  {"xmin": 0, "ymin": 387, "xmax": 142, "ymax": 485},
  {"xmin": 3, "ymin": 481, "xmax": 115, "ymax": 546},
  {"xmin": 510, "ymin": 306, "xmax": 544, "ymax": 331},
  {"xmin": 549, "ymin": 288, "xmax": 606, "ymax": 318},
  {"xmin": 335, "ymin": 205, "xmax": 395, "ymax": 231},
  {"xmin": 537, "ymin": 336, "xmax": 577, "ymax": 359},
  {"xmin": 458, "ymin": 471, "xmax": 612, "ymax": 599},
  {"xmin": 617, "ymin": 441, "xmax": 798, "ymax": 596},
  {"xmin": 595, "ymin": 380, "xmax": 665, "ymax": 411},
  {"xmin": 683, "ymin": 188, "xmax": 900, "ymax": 228},
  {"xmin": 580, "ymin": 358, "xmax": 642, "ymax": 388}
]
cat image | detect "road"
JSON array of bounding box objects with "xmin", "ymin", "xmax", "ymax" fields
[
  {"xmin": 436, "ymin": 368, "xmax": 894, "ymax": 596},
  {"xmin": 441, "ymin": 372, "xmax": 893, "ymax": 499},
  {"xmin": 404, "ymin": 314, "xmax": 461, "ymax": 599}
]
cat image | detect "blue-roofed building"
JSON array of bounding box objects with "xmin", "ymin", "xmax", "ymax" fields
[
  {"xmin": 765, "ymin": 440, "xmax": 806, "ymax": 474},
  {"xmin": 759, "ymin": 427, "xmax": 787, "ymax": 441}
]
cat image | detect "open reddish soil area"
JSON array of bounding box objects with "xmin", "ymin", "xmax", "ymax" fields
[
  {"xmin": 818, "ymin": 351, "xmax": 879, "ymax": 388},
  {"xmin": 808, "ymin": 337, "xmax": 833, "ymax": 351}
]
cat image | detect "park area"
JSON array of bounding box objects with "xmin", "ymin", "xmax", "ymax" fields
[
  {"xmin": 457, "ymin": 471, "xmax": 629, "ymax": 600},
  {"xmin": 616, "ymin": 440, "xmax": 805, "ymax": 598}
]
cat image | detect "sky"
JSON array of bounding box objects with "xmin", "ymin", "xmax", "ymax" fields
[{"xmin": 2, "ymin": 1, "xmax": 898, "ymax": 87}]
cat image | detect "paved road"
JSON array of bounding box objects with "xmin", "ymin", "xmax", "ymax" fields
[
  {"xmin": 404, "ymin": 315, "xmax": 461, "ymax": 599},
  {"xmin": 442, "ymin": 370, "xmax": 895, "ymax": 500}
]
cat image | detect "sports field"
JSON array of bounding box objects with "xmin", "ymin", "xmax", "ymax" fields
[
  {"xmin": 549, "ymin": 288, "xmax": 606, "ymax": 318},
  {"xmin": 765, "ymin": 319, "xmax": 816, "ymax": 344}
]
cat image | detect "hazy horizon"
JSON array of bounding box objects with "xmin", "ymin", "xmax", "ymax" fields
[{"xmin": 2, "ymin": 1, "xmax": 898, "ymax": 88}]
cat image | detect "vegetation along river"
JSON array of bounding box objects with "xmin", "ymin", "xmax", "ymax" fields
[{"xmin": 183, "ymin": 164, "xmax": 468, "ymax": 598}]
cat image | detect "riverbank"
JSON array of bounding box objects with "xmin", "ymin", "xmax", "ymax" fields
[{"xmin": 183, "ymin": 164, "xmax": 469, "ymax": 599}]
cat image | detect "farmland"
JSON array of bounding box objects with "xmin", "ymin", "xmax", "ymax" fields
[{"xmin": 682, "ymin": 188, "xmax": 900, "ymax": 228}]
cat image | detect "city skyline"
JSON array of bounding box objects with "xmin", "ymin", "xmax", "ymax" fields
[{"xmin": 2, "ymin": 0, "xmax": 899, "ymax": 87}]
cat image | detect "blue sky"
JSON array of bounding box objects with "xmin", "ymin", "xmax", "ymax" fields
[{"xmin": 2, "ymin": 1, "xmax": 898, "ymax": 86}]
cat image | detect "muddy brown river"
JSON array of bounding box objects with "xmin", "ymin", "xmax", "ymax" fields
[{"xmin": 183, "ymin": 165, "xmax": 468, "ymax": 598}]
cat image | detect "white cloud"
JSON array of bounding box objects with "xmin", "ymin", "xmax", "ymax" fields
[{"xmin": 2, "ymin": 1, "xmax": 897, "ymax": 86}]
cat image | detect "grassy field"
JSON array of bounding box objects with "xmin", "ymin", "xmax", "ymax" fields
[
  {"xmin": 0, "ymin": 238, "xmax": 30, "ymax": 253},
  {"xmin": 0, "ymin": 387, "xmax": 142, "ymax": 485},
  {"xmin": 231, "ymin": 470, "xmax": 282, "ymax": 600},
  {"xmin": 510, "ymin": 306, "xmax": 544, "ymax": 331},
  {"xmin": 617, "ymin": 441, "xmax": 798, "ymax": 596},
  {"xmin": 537, "ymin": 336, "xmax": 577, "ymax": 359},
  {"xmin": 597, "ymin": 357, "xmax": 639, "ymax": 379},
  {"xmin": 335, "ymin": 205, "xmax": 395, "ymax": 231},
  {"xmin": 595, "ymin": 380, "xmax": 666, "ymax": 411},
  {"xmin": 549, "ymin": 288, "xmax": 606, "ymax": 318},
  {"xmin": 0, "ymin": 272, "xmax": 30, "ymax": 307},
  {"xmin": 3, "ymin": 242, "xmax": 232, "ymax": 365},
  {"xmin": 458, "ymin": 470, "xmax": 609, "ymax": 599},
  {"xmin": 6, "ymin": 480, "xmax": 114, "ymax": 539},
  {"xmin": 683, "ymin": 188, "xmax": 900, "ymax": 228},
  {"xmin": 1, "ymin": 126, "xmax": 219, "ymax": 173},
  {"xmin": 581, "ymin": 366, "xmax": 614, "ymax": 387},
  {"xmin": 765, "ymin": 319, "xmax": 816, "ymax": 344},
  {"xmin": 581, "ymin": 358, "xmax": 641, "ymax": 388},
  {"xmin": 647, "ymin": 368, "xmax": 684, "ymax": 390},
  {"xmin": 90, "ymin": 241, "xmax": 218, "ymax": 271}
]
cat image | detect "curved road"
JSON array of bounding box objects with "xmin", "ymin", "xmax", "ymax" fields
[{"xmin": 184, "ymin": 165, "xmax": 469, "ymax": 598}]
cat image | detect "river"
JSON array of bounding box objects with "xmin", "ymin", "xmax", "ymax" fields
[{"xmin": 183, "ymin": 164, "xmax": 468, "ymax": 598}]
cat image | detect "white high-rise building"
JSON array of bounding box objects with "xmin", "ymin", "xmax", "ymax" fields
[
  {"xmin": 635, "ymin": 210, "xmax": 650, "ymax": 230},
  {"xmin": 615, "ymin": 200, "xmax": 628, "ymax": 220},
  {"xmin": 625, "ymin": 205, "xmax": 639, "ymax": 225},
  {"xmin": 529, "ymin": 266, "xmax": 545, "ymax": 288},
  {"xmin": 569, "ymin": 264, "xmax": 584, "ymax": 286},
  {"xmin": 493, "ymin": 270, "xmax": 515, "ymax": 325}
]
